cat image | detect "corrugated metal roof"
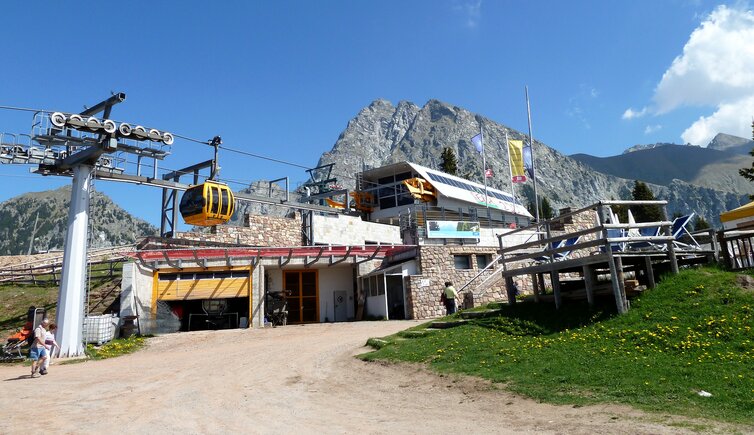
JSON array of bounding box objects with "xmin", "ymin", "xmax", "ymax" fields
[{"xmin": 406, "ymin": 162, "xmax": 533, "ymax": 218}]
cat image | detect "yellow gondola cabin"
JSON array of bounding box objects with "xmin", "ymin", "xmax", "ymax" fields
[{"xmin": 179, "ymin": 181, "xmax": 235, "ymax": 226}]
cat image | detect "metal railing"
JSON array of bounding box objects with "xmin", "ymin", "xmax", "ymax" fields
[
  {"xmin": 399, "ymin": 204, "xmax": 529, "ymax": 239},
  {"xmin": 718, "ymin": 228, "xmax": 754, "ymax": 270}
]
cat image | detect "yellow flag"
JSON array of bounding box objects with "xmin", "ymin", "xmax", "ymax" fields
[{"xmin": 508, "ymin": 139, "xmax": 527, "ymax": 183}]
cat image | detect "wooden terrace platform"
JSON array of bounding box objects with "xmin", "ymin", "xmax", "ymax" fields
[{"xmin": 493, "ymin": 200, "xmax": 717, "ymax": 313}]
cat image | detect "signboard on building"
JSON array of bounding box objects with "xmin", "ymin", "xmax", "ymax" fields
[{"xmin": 426, "ymin": 220, "xmax": 480, "ymax": 239}]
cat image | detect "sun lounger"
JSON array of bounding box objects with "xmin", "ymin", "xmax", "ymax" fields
[
  {"xmin": 669, "ymin": 213, "xmax": 701, "ymax": 249},
  {"xmin": 535, "ymin": 236, "xmax": 581, "ymax": 262},
  {"xmin": 625, "ymin": 225, "xmax": 662, "ymax": 250},
  {"xmin": 601, "ymin": 228, "xmax": 626, "ymax": 253}
]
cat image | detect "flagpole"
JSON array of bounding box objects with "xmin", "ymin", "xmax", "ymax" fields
[
  {"xmin": 525, "ymin": 85, "xmax": 540, "ymax": 222},
  {"xmin": 480, "ymin": 125, "xmax": 489, "ymax": 210},
  {"xmin": 505, "ymin": 128, "xmax": 517, "ymax": 208}
]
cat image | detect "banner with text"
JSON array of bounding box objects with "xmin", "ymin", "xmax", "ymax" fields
[{"xmin": 508, "ymin": 139, "xmax": 527, "ymax": 183}]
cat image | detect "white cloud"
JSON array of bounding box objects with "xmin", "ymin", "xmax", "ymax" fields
[
  {"xmin": 681, "ymin": 95, "xmax": 754, "ymax": 145},
  {"xmin": 623, "ymin": 107, "xmax": 648, "ymax": 120},
  {"xmin": 453, "ymin": 0, "xmax": 482, "ymax": 28},
  {"xmin": 626, "ymin": 5, "xmax": 754, "ymax": 145},
  {"xmin": 644, "ymin": 124, "xmax": 662, "ymax": 134},
  {"xmin": 653, "ymin": 5, "xmax": 754, "ymax": 114}
]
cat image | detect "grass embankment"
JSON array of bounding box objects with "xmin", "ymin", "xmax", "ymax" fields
[
  {"xmin": 0, "ymin": 262, "xmax": 123, "ymax": 337},
  {"xmin": 0, "ymin": 284, "xmax": 58, "ymax": 338},
  {"xmin": 362, "ymin": 267, "xmax": 754, "ymax": 424}
]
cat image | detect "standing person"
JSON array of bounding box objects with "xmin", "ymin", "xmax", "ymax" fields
[
  {"xmin": 29, "ymin": 318, "xmax": 49, "ymax": 378},
  {"xmin": 41, "ymin": 323, "xmax": 59, "ymax": 374},
  {"xmin": 443, "ymin": 281, "xmax": 458, "ymax": 315}
]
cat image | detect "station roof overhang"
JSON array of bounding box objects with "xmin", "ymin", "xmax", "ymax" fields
[
  {"xmin": 128, "ymin": 245, "xmax": 417, "ymax": 271},
  {"xmin": 361, "ymin": 258, "xmax": 416, "ymax": 278}
]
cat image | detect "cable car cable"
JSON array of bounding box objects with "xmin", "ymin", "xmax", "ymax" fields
[
  {"xmin": 0, "ymin": 105, "xmax": 51, "ymax": 113},
  {"xmin": 217, "ymin": 145, "xmax": 311, "ymax": 170}
]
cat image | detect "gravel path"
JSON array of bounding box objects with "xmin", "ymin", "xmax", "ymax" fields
[{"xmin": 0, "ymin": 321, "xmax": 740, "ymax": 434}]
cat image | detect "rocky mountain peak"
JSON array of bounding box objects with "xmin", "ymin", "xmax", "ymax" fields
[
  {"xmin": 622, "ymin": 142, "xmax": 678, "ymax": 154},
  {"xmin": 707, "ymin": 133, "xmax": 753, "ymax": 152},
  {"xmin": 316, "ymin": 99, "xmax": 749, "ymax": 226}
]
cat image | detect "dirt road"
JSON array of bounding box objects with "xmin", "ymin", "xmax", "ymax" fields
[{"xmin": 0, "ymin": 321, "xmax": 738, "ymax": 434}]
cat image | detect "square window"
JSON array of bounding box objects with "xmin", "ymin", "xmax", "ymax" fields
[
  {"xmin": 476, "ymin": 254, "xmax": 491, "ymax": 270},
  {"xmin": 453, "ymin": 255, "xmax": 472, "ymax": 270}
]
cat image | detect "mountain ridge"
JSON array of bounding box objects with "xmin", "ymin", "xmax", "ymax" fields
[
  {"xmin": 571, "ymin": 133, "xmax": 754, "ymax": 197},
  {"xmin": 0, "ymin": 186, "xmax": 157, "ymax": 255},
  {"xmin": 316, "ymin": 99, "xmax": 748, "ymax": 225}
]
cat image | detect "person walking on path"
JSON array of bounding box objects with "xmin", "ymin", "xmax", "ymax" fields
[
  {"xmin": 443, "ymin": 281, "xmax": 458, "ymax": 315},
  {"xmin": 41, "ymin": 323, "xmax": 59, "ymax": 374},
  {"xmin": 29, "ymin": 318, "xmax": 49, "ymax": 377}
]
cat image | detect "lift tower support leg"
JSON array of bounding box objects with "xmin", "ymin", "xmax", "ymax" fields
[{"xmin": 55, "ymin": 164, "xmax": 92, "ymax": 357}]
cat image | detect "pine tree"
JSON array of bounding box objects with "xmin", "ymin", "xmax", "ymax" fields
[
  {"xmin": 440, "ymin": 147, "xmax": 458, "ymax": 175},
  {"xmin": 631, "ymin": 180, "xmax": 663, "ymax": 222},
  {"xmin": 541, "ymin": 196, "xmax": 554, "ymax": 220},
  {"xmin": 528, "ymin": 197, "xmax": 554, "ymax": 220},
  {"xmin": 738, "ymin": 119, "xmax": 754, "ymax": 199},
  {"xmin": 693, "ymin": 215, "xmax": 710, "ymax": 231}
]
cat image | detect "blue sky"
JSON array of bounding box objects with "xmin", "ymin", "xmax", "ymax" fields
[{"xmin": 1, "ymin": 1, "xmax": 752, "ymax": 228}]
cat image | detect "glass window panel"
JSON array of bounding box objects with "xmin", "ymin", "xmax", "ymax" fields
[
  {"xmin": 476, "ymin": 254, "xmax": 491, "ymax": 270},
  {"xmin": 178, "ymin": 186, "xmax": 205, "ymax": 216},
  {"xmin": 210, "ymin": 187, "xmax": 220, "ymax": 214},
  {"xmin": 302, "ymin": 272, "xmax": 317, "ymax": 297},
  {"xmin": 213, "ymin": 271, "xmax": 233, "ymax": 279},
  {"xmin": 179, "ymin": 273, "xmax": 195, "ymax": 280},
  {"xmin": 220, "ymin": 189, "xmax": 230, "ymax": 215},
  {"xmin": 230, "ymin": 270, "xmax": 250, "ymax": 278},
  {"xmin": 379, "ymin": 196, "xmax": 396, "ymax": 209},
  {"xmin": 397, "ymin": 194, "xmax": 414, "ymax": 206},
  {"xmin": 302, "ymin": 305, "xmax": 317, "ymax": 322},
  {"xmin": 159, "ymin": 273, "xmax": 178, "ymax": 281},
  {"xmin": 395, "ymin": 171, "xmax": 412, "ymax": 181},
  {"xmin": 194, "ymin": 272, "xmax": 214, "ymax": 280},
  {"xmin": 377, "ymin": 277, "xmax": 385, "ymax": 295},
  {"xmin": 284, "ymin": 273, "xmax": 300, "ymax": 297},
  {"xmin": 287, "ymin": 298, "xmax": 301, "ymax": 321},
  {"xmin": 453, "ymin": 255, "xmax": 472, "ymax": 270}
]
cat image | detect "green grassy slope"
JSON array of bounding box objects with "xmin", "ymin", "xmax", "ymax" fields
[
  {"xmin": 1, "ymin": 263, "xmax": 123, "ymax": 338},
  {"xmin": 362, "ymin": 267, "xmax": 754, "ymax": 424}
]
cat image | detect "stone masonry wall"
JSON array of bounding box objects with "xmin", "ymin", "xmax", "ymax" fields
[
  {"xmin": 312, "ymin": 213, "xmax": 402, "ymax": 245},
  {"xmin": 176, "ymin": 213, "xmax": 302, "ymax": 247},
  {"xmin": 407, "ymin": 245, "xmax": 509, "ymax": 320},
  {"xmin": 405, "ymin": 209, "xmax": 601, "ymax": 320}
]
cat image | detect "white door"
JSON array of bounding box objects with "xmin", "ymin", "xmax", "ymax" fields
[{"xmin": 333, "ymin": 290, "xmax": 348, "ymax": 322}]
